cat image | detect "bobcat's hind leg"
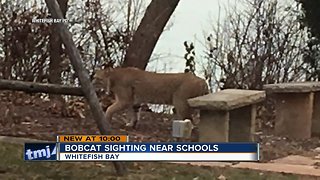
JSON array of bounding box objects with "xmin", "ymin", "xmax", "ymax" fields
[
  {"xmin": 172, "ymin": 97, "xmax": 192, "ymax": 121},
  {"xmin": 125, "ymin": 106, "xmax": 138, "ymax": 128}
]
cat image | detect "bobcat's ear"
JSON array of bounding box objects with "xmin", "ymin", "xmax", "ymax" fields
[{"xmin": 102, "ymin": 62, "xmax": 114, "ymax": 70}]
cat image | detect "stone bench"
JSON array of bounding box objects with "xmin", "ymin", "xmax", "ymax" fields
[
  {"xmin": 264, "ymin": 82, "xmax": 320, "ymax": 139},
  {"xmin": 188, "ymin": 89, "xmax": 265, "ymax": 142}
]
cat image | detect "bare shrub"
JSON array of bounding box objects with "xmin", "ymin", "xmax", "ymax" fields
[
  {"xmin": 202, "ymin": 0, "xmax": 310, "ymax": 91},
  {"xmin": 185, "ymin": 0, "xmax": 316, "ymax": 131},
  {"xmin": 0, "ymin": 0, "xmax": 146, "ymax": 85}
]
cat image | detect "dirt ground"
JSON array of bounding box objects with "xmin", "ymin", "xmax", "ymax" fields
[{"xmin": 0, "ymin": 91, "xmax": 319, "ymax": 162}]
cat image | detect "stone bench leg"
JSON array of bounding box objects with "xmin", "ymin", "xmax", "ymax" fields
[
  {"xmin": 229, "ymin": 105, "xmax": 256, "ymax": 142},
  {"xmin": 198, "ymin": 110, "xmax": 229, "ymax": 142},
  {"xmin": 274, "ymin": 93, "xmax": 314, "ymax": 139},
  {"xmin": 198, "ymin": 105, "xmax": 256, "ymax": 142},
  {"xmin": 312, "ymin": 92, "xmax": 320, "ymax": 136}
]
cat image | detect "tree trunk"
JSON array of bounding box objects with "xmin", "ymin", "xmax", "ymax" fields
[
  {"xmin": 48, "ymin": 0, "xmax": 68, "ymax": 104},
  {"xmin": 122, "ymin": 0, "xmax": 180, "ymax": 70},
  {"xmin": 44, "ymin": 0, "xmax": 127, "ymax": 176}
]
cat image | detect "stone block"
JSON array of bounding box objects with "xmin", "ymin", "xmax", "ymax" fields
[
  {"xmin": 274, "ymin": 93, "xmax": 314, "ymax": 139},
  {"xmin": 172, "ymin": 119, "xmax": 194, "ymax": 138},
  {"xmin": 312, "ymin": 92, "xmax": 320, "ymax": 136}
]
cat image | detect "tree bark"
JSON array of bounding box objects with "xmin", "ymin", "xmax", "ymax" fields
[
  {"xmin": 44, "ymin": 0, "xmax": 127, "ymax": 176},
  {"xmin": 48, "ymin": 0, "xmax": 68, "ymax": 104},
  {"xmin": 122, "ymin": 0, "xmax": 180, "ymax": 70}
]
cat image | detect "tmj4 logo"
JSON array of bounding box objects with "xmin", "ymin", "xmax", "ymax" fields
[{"xmin": 24, "ymin": 143, "xmax": 57, "ymax": 160}]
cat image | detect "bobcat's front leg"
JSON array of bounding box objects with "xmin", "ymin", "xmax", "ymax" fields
[{"xmin": 105, "ymin": 101, "xmax": 128, "ymax": 123}]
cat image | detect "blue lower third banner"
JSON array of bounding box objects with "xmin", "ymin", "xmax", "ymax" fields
[
  {"xmin": 24, "ymin": 143, "xmax": 57, "ymax": 161},
  {"xmin": 58, "ymin": 142, "xmax": 259, "ymax": 161}
]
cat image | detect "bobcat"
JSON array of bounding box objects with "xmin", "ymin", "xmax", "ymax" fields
[{"xmin": 93, "ymin": 67, "xmax": 209, "ymax": 128}]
